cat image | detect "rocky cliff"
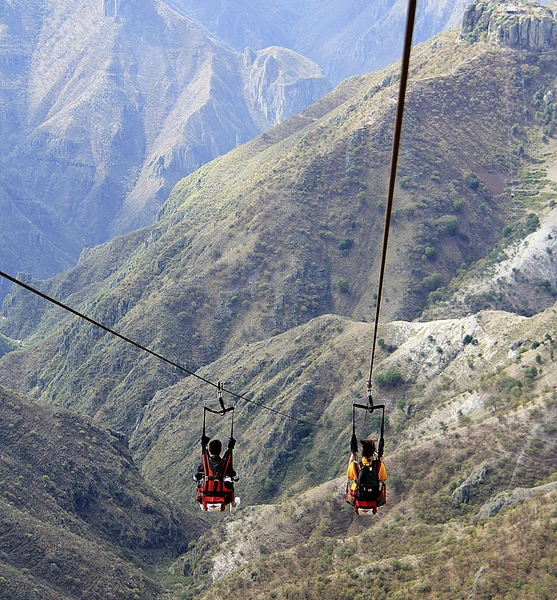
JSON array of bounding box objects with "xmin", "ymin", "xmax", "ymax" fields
[{"xmin": 462, "ymin": 1, "xmax": 557, "ymax": 48}]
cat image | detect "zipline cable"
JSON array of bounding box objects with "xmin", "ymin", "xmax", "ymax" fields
[
  {"xmin": 367, "ymin": 0, "xmax": 418, "ymax": 398},
  {"xmin": 0, "ymin": 269, "xmax": 321, "ymax": 428}
]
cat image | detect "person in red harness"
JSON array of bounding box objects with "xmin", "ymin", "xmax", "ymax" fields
[{"xmin": 194, "ymin": 437, "xmax": 241, "ymax": 512}]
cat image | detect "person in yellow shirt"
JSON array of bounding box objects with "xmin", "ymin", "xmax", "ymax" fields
[{"xmin": 346, "ymin": 439, "xmax": 387, "ymax": 506}]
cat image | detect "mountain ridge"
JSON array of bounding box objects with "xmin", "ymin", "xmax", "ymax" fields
[
  {"xmin": 0, "ymin": 384, "xmax": 204, "ymax": 599},
  {"xmin": 3, "ymin": 19, "xmax": 556, "ymax": 429}
]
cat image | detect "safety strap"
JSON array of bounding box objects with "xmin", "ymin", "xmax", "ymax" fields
[
  {"xmin": 378, "ymin": 405, "xmax": 385, "ymax": 459},
  {"xmin": 351, "ymin": 400, "xmax": 385, "ymax": 459},
  {"xmin": 201, "ymin": 449, "xmax": 213, "ymax": 482},
  {"xmin": 201, "ymin": 382, "xmax": 235, "ymax": 445},
  {"xmin": 201, "ymin": 449, "xmax": 231, "ymax": 482},
  {"xmin": 199, "ymin": 385, "xmax": 236, "ymax": 491},
  {"xmin": 350, "ymin": 404, "xmax": 359, "ymax": 455}
]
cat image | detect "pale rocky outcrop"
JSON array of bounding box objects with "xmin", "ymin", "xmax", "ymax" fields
[
  {"xmin": 244, "ymin": 46, "xmax": 331, "ymax": 127},
  {"xmin": 478, "ymin": 480, "xmax": 557, "ymax": 518},
  {"xmin": 102, "ymin": 0, "xmax": 123, "ymax": 17},
  {"xmin": 452, "ymin": 465, "xmax": 489, "ymax": 505},
  {"xmin": 426, "ymin": 203, "xmax": 557, "ymax": 319}
]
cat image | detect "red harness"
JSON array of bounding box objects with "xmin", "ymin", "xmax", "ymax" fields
[
  {"xmin": 196, "ymin": 449, "xmax": 235, "ymax": 512},
  {"xmin": 348, "ymin": 485, "xmax": 387, "ymax": 515}
]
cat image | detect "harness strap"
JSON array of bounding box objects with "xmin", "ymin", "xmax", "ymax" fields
[
  {"xmin": 350, "ymin": 404, "xmax": 359, "ymax": 455},
  {"xmin": 199, "ymin": 449, "xmax": 230, "ymax": 494},
  {"xmin": 202, "ymin": 406, "xmax": 208, "ymax": 447},
  {"xmin": 351, "ymin": 401, "xmax": 385, "ymax": 458},
  {"xmin": 378, "ymin": 405, "xmax": 385, "ymax": 460}
]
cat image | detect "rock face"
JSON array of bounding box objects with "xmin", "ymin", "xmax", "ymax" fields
[
  {"xmin": 102, "ymin": 0, "xmax": 123, "ymax": 16},
  {"xmin": 424, "ymin": 205, "xmax": 557, "ymax": 319},
  {"xmin": 452, "ymin": 465, "xmax": 489, "ymax": 505},
  {"xmin": 461, "ymin": 1, "xmax": 557, "ymax": 49},
  {"xmin": 245, "ymin": 46, "xmax": 328, "ymax": 125},
  {"xmin": 478, "ymin": 481, "xmax": 557, "ymax": 519},
  {"xmin": 0, "ymin": 0, "xmax": 329, "ymax": 300}
]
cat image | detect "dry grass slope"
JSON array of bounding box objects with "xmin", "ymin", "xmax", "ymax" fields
[{"xmin": 0, "ymin": 386, "xmax": 205, "ymax": 599}]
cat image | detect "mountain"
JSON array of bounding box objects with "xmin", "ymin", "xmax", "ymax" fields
[
  {"xmin": 0, "ymin": 0, "xmax": 329, "ymax": 300},
  {"xmin": 164, "ymin": 0, "xmax": 473, "ymax": 85},
  {"xmin": 1, "ymin": 2, "xmax": 557, "ymax": 597},
  {"xmin": 6, "ymin": 0, "xmax": 554, "ymax": 306},
  {"xmin": 5, "ymin": 0, "xmax": 553, "ymax": 306},
  {"xmin": 112, "ymin": 296, "xmax": 557, "ymax": 598},
  {"xmin": 3, "ymin": 3, "xmax": 557, "ymax": 428},
  {"xmin": 423, "ymin": 200, "xmax": 557, "ymax": 319},
  {"xmin": 3, "ymin": 297, "xmax": 557, "ymax": 597},
  {"xmin": 0, "ymin": 384, "xmax": 204, "ymax": 599}
]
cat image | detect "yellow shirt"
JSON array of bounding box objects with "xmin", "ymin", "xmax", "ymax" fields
[{"xmin": 347, "ymin": 454, "xmax": 387, "ymax": 483}]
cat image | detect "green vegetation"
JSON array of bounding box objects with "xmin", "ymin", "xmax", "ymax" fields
[
  {"xmin": 463, "ymin": 170, "xmax": 480, "ymax": 189},
  {"xmin": 524, "ymin": 366, "xmax": 538, "ymax": 380},
  {"xmin": 338, "ymin": 238, "xmax": 354, "ymax": 251},
  {"xmin": 0, "ymin": 333, "xmax": 18, "ymax": 359},
  {"xmin": 423, "ymin": 245, "xmax": 437, "ymax": 260},
  {"xmin": 375, "ymin": 368, "xmax": 403, "ymax": 387},
  {"xmin": 336, "ymin": 279, "xmax": 349, "ymax": 294},
  {"xmin": 421, "ymin": 272, "xmax": 444, "ymax": 293}
]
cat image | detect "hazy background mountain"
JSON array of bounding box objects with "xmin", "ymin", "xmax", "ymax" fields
[
  {"xmin": 0, "ymin": 0, "xmax": 329, "ymax": 300},
  {"xmin": 164, "ymin": 0, "xmax": 477, "ymax": 84},
  {"xmin": 1, "ymin": 1, "xmax": 557, "ymax": 598}
]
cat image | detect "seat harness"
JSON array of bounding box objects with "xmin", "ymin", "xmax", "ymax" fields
[
  {"xmin": 346, "ymin": 392, "xmax": 386, "ymax": 515},
  {"xmin": 196, "ymin": 383, "xmax": 236, "ymax": 512}
]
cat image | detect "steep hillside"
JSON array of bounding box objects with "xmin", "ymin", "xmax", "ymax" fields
[
  {"xmin": 0, "ymin": 0, "xmax": 328, "ymax": 300},
  {"xmin": 130, "ymin": 301, "xmax": 557, "ymax": 504},
  {"xmin": 0, "ymin": 6, "xmax": 556, "ymax": 597},
  {"xmin": 194, "ymin": 481, "xmax": 557, "ymax": 599},
  {"xmin": 10, "ymin": 297, "xmax": 556, "ymax": 599},
  {"xmin": 3, "ymin": 6, "xmax": 557, "ymax": 431},
  {"xmin": 0, "ymin": 385, "xmax": 204, "ymax": 599},
  {"xmin": 126, "ymin": 303, "xmax": 557, "ymax": 598},
  {"xmin": 423, "ymin": 197, "xmax": 557, "ymax": 319}
]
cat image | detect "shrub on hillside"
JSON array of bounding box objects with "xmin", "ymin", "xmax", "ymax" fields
[
  {"xmin": 336, "ymin": 279, "xmax": 349, "ymax": 293},
  {"xmin": 464, "ymin": 171, "xmax": 480, "ymax": 189},
  {"xmin": 421, "ymin": 272, "xmax": 444, "ymax": 293},
  {"xmin": 375, "ymin": 368, "xmax": 403, "ymax": 387}
]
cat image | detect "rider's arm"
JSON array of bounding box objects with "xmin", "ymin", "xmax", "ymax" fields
[
  {"xmin": 378, "ymin": 461, "xmax": 387, "ymax": 482},
  {"xmin": 346, "ymin": 454, "xmax": 359, "ymax": 481}
]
